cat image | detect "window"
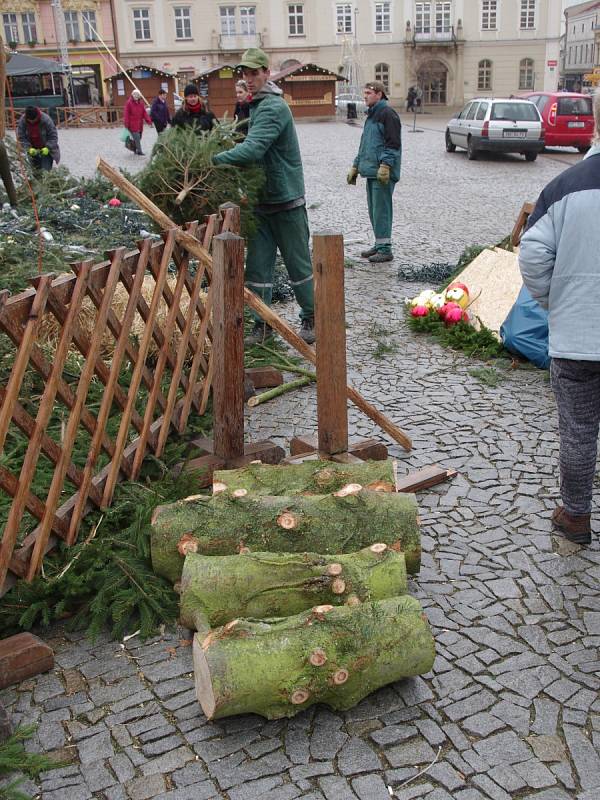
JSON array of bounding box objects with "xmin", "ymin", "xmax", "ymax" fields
[
  {"xmin": 481, "ymin": 0, "xmax": 497, "ymax": 30},
  {"xmin": 2, "ymin": 13, "xmax": 18, "ymax": 44},
  {"xmin": 458, "ymin": 102, "xmax": 472, "ymax": 119},
  {"xmin": 174, "ymin": 7, "xmax": 191, "ymax": 39},
  {"xmin": 415, "ymin": 2, "xmax": 431, "ymax": 34},
  {"xmin": 133, "ymin": 8, "xmax": 151, "ymax": 40},
  {"xmin": 476, "ymin": 101, "xmax": 489, "ymax": 120},
  {"xmin": 336, "ymin": 3, "xmax": 352, "ymax": 33},
  {"xmin": 64, "ymin": 10, "xmax": 80, "ymax": 41},
  {"xmin": 375, "ymin": 2, "xmax": 391, "ymax": 32},
  {"xmin": 240, "ymin": 6, "xmax": 256, "ymax": 34},
  {"xmin": 491, "ymin": 101, "xmax": 539, "ymax": 121},
  {"xmin": 374, "ymin": 63, "xmax": 390, "ymax": 93},
  {"xmin": 435, "ymin": 2, "xmax": 450, "ymax": 33},
  {"xmin": 21, "ymin": 12, "xmax": 36, "ymax": 42},
  {"xmin": 82, "ymin": 10, "xmax": 97, "ymax": 41},
  {"xmin": 478, "ymin": 59, "xmax": 492, "ymax": 90},
  {"xmin": 288, "ymin": 4, "xmax": 304, "ymax": 35},
  {"xmin": 520, "ymin": 0, "xmax": 535, "ymax": 29},
  {"xmin": 220, "ymin": 6, "xmax": 236, "ymax": 34},
  {"xmin": 519, "ymin": 58, "xmax": 534, "ymax": 90}
]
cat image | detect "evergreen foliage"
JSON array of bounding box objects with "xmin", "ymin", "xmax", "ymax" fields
[
  {"xmin": 137, "ymin": 121, "xmax": 265, "ymax": 238},
  {"xmin": 407, "ymin": 311, "xmax": 507, "ymax": 360},
  {"xmin": 0, "ymin": 725, "xmax": 61, "ymax": 800}
]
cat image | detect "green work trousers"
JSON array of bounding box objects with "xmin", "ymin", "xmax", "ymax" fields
[
  {"xmin": 366, "ymin": 178, "xmax": 396, "ymax": 254},
  {"xmin": 245, "ymin": 205, "xmax": 314, "ymax": 320}
]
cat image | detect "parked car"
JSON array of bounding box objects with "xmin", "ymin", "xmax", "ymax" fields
[
  {"xmin": 521, "ymin": 91, "xmax": 593, "ymax": 152},
  {"xmin": 445, "ymin": 98, "xmax": 545, "ymax": 161}
]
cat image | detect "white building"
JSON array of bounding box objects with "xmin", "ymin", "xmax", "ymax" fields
[
  {"xmin": 112, "ymin": 0, "xmax": 563, "ymax": 106},
  {"xmin": 562, "ymin": 0, "xmax": 600, "ymax": 90}
]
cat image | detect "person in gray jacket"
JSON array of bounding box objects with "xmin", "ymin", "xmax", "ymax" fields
[
  {"xmin": 519, "ymin": 89, "xmax": 600, "ymax": 546},
  {"xmin": 17, "ymin": 106, "xmax": 60, "ymax": 171}
]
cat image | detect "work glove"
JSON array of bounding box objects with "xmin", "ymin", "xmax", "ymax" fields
[
  {"xmin": 347, "ymin": 166, "xmax": 358, "ymax": 185},
  {"xmin": 28, "ymin": 147, "xmax": 38, "ymax": 156},
  {"xmin": 377, "ymin": 164, "xmax": 390, "ymax": 185},
  {"xmin": 41, "ymin": 147, "xmax": 49, "ymax": 156}
]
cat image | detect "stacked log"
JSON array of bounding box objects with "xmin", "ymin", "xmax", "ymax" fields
[
  {"xmin": 179, "ymin": 544, "xmax": 407, "ymax": 631},
  {"xmin": 151, "ymin": 487, "xmax": 421, "ymax": 584},
  {"xmin": 194, "ymin": 595, "xmax": 435, "ymax": 720}
]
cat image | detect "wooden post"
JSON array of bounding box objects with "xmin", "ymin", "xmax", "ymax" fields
[
  {"xmin": 0, "ymin": 36, "xmax": 17, "ymax": 207},
  {"xmin": 313, "ymin": 231, "xmax": 348, "ymax": 455},
  {"xmin": 212, "ymin": 231, "xmax": 245, "ymax": 461}
]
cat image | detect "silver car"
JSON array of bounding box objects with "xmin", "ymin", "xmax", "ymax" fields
[{"xmin": 445, "ymin": 98, "xmax": 545, "ymax": 162}]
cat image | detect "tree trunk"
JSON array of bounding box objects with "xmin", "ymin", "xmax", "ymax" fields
[
  {"xmin": 194, "ymin": 595, "xmax": 435, "ymax": 720},
  {"xmin": 151, "ymin": 489, "xmax": 421, "ymax": 584},
  {"xmin": 0, "ymin": 142, "xmax": 17, "ymax": 207},
  {"xmin": 212, "ymin": 459, "xmax": 396, "ymax": 496},
  {"xmin": 180, "ymin": 544, "xmax": 408, "ymax": 632}
]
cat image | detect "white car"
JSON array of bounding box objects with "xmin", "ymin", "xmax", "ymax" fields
[{"xmin": 445, "ymin": 98, "xmax": 545, "ymax": 162}]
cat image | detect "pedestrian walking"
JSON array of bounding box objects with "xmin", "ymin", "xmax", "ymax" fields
[
  {"xmin": 150, "ymin": 89, "xmax": 171, "ymax": 134},
  {"xmin": 17, "ymin": 106, "xmax": 60, "ymax": 171},
  {"xmin": 347, "ymin": 81, "xmax": 401, "ymax": 263},
  {"xmin": 518, "ymin": 89, "xmax": 600, "ymax": 546},
  {"xmin": 123, "ymin": 89, "xmax": 152, "ymax": 155},
  {"xmin": 212, "ymin": 48, "xmax": 316, "ymax": 346},
  {"xmin": 406, "ymin": 86, "xmax": 417, "ymax": 113},
  {"xmin": 234, "ymin": 79, "xmax": 251, "ymax": 134},
  {"xmin": 172, "ymin": 84, "xmax": 217, "ymax": 133}
]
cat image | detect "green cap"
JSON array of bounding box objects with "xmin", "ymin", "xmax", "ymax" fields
[{"xmin": 238, "ymin": 47, "xmax": 269, "ymax": 70}]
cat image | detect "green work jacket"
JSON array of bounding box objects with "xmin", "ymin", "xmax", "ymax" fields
[
  {"xmin": 353, "ymin": 99, "xmax": 402, "ymax": 182},
  {"xmin": 213, "ymin": 83, "xmax": 305, "ymax": 206}
]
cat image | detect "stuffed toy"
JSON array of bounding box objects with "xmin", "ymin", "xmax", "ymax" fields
[{"xmin": 444, "ymin": 282, "xmax": 470, "ymax": 309}]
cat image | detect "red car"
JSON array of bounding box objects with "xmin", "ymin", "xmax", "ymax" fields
[{"xmin": 522, "ymin": 92, "xmax": 593, "ymax": 151}]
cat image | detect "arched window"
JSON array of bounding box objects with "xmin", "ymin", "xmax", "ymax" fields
[
  {"xmin": 374, "ymin": 63, "xmax": 390, "ymax": 94},
  {"xmin": 477, "ymin": 59, "xmax": 492, "ymax": 90},
  {"xmin": 519, "ymin": 58, "xmax": 534, "ymax": 90}
]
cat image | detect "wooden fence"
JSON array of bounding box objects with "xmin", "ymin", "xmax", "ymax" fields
[
  {"xmin": 4, "ymin": 106, "xmax": 124, "ymax": 131},
  {"xmin": 0, "ymin": 206, "xmax": 238, "ymax": 595}
]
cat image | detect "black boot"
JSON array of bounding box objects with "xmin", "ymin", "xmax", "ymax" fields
[
  {"xmin": 368, "ymin": 251, "xmax": 393, "ymax": 263},
  {"xmin": 244, "ymin": 321, "xmax": 273, "ymax": 347},
  {"xmin": 299, "ymin": 317, "xmax": 316, "ymax": 344},
  {"xmin": 360, "ymin": 246, "xmax": 378, "ymax": 259}
]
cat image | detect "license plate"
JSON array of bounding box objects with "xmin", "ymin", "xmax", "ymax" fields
[
  {"xmin": 503, "ymin": 130, "xmax": 527, "ymax": 138},
  {"xmin": 568, "ymin": 121, "xmax": 585, "ymax": 128}
]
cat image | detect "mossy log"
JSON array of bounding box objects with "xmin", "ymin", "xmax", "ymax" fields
[
  {"xmin": 212, "ymin": 460, "xmax": 396, "ymax": 496},
  {"xmin": 151, "ymin": 489, "xmax": 421, "ymax": 584},
  {"xmin": 180, "ymin": 544, "xmax": 407, "ymax": 631},
  {"xmin": 194, "ymin": 595, "xmax": 435, "ymax": 720}
]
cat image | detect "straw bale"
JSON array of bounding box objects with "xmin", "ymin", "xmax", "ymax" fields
[
  {"xmin": 449, "ymin": 247, "xmax": 522, "ymax": 336},
  {"xmin": 38, "ymin": 275, "xmax": 209, "ymax": 361}
]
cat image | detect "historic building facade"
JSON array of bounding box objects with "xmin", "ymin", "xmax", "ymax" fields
[
  {"xmin": 561, "ymin": 0, "xmax": 600, "ymax": 91},
  {"xmin": 112, "ymin": 0, "xmax": 562, "ymax": 106}
]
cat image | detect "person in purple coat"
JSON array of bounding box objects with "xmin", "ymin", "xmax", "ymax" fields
[{"xmin": 150, "ymin": 89, "xmax": 171, "ymax": 134}]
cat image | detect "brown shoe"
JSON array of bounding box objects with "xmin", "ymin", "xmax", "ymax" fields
[{"xmin": 551, "ymin": 506, "xmax": 591, "ymax": 545}]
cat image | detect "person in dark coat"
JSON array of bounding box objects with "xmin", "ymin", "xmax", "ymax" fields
[
  {"xmin": 17, "ymin": 106, "xmax": 60, "ymax": 171},
  {"xmin": 234, "ymin": 79, "xmax": 250, "ymax": 133},
  {"xmin": 150, "ymin": 89, "xmax": 171, "ymax": 134},
  {"xmin": 172, "ymin": 84, "xmax": 217, "ymax": 133}
]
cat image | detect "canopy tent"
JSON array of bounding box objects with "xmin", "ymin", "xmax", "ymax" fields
[{"xmin": 5, "ymin": 51, "xmax": 67, "ymax": 77}]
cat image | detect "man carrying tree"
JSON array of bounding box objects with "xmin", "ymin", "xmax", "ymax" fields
[{"xmin": 213, "ymin": 48, "xmax": 315, "ymax": 346}]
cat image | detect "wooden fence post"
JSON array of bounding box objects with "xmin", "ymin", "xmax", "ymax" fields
[
  {"xmin": 211, "ymin": 231, "xmax": 245, "ymax": 461},
  {"xmin": 313, "ymin": 230, "xmax": 349, "ymax": 456}
]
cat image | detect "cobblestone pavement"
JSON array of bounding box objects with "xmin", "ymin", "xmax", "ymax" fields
[{"xmin": 2, "ymin": 120, "xmax": 599, "ymax": 800}]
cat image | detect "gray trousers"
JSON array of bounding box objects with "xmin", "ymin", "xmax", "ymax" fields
[{"xmin": 551, "ymin": 357, "xmax": 600, "ymax": 515}]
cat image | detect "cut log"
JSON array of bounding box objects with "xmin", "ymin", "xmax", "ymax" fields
[
  {"xmin": 212, "ymin": 459, "xmax": 396, "ymax": 496},
  {"xmin": 151, "ymin": 489, "xmax": 421, "ymax": 584},
  {"xmin": 0, "ymin": 633, "xmax": 54, "ymax": 690},
  {"xmin": 193, "ymin": 595, "xmax": 435, "ymax": 720},
  {"xmin": 180, "ymin": 544, "xmax": 408, "ymax": 631}
]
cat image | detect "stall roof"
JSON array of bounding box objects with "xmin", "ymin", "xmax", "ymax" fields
[
  {"xmin": 104, "ymin": 64, "xmax": 176, "ymax": 82},
  {"xmin": 6, "ymin": 51, "xmax": 67, "ymax": 77},
  {"xmin": 195, "ymin": 63, "xmax": 237, "ymax": 78},
  {"xmin": 271, "ymin": 63, "xmax": 347, "ymax": 82}
]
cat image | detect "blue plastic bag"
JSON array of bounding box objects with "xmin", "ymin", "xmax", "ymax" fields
[{"xmin": 500, "ymin": 286, "xmax": 550, "ymax": 369}]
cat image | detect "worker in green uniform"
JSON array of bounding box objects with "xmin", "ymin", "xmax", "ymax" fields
[
  {"xmin": 213, "ymin": 48, "xmax": 315, "ymax": 346},
  {"xmin": 347, "ymin": 81, "xmax": 401, "ymax": 263}
]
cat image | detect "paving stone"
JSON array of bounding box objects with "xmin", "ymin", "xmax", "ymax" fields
[
  {"xmin": 289, "ymin": 762, "xmax": 335, "ymax": 782},
  {"xmin": 563, "ymin": 724, "xmax": 600, "ymax": 790},
  {"xmin": 211, "ymin": 751, "xmax": 293, "ymax": 791},
  {"xmin": 43, "ymin": 786, "xmax": 92, "ymax": 800},
  {"xmin": 126, "ymin": 774, "xmax": 167, "ymax": 800},
  {"xmin": 583, "ymin": 612, "xmax": 600, "ymax": 636},
  {"xmin": 531, "ymin": 699, "xmax": 560, "ymax": 735},
  {"xmin": 462, "ymin": 712, "xmax": 505, "ymax": 737},
  {"xmin": 227, "ymin": 775, "xmax": 284, "ymax": 799},
  {"xmin": 171, "ymin": 762, "xmax": 209, "ymax": 787},
  {"xmin": 444, "ymin": 689, "xmax": 495, "ymax": 722},
  {"xmin": 318, "ymin": 775, "xmax": 358, "ymax": 800},
  {"xmin": 284, "ymin": 727, "xmax": 310, "ymax": 765},
  {"xmin": 154, "ymin": 783, "xmax": 219, "ymax": 800},
  {"xmin": 473, "ymin": 731, "xmax": 531, "ymax": 766},
  {"xmin": 370, "ymin": 725, "xmax": 418, "ymax": 747},
  {"xmin": 337, "ymin": 737, "xmax": 381, "ymax": 776},
  {"xmin": 139, "ymin": 745, "xmax": 195, "ymax": 776},
  {"xmin": 427, "ymin": 762, "xmax": 465, "ymax": 791},
  {"xmin": 471, "ymin": 774, "xmax": 512, "ymax": 800},
  {"xmin": 77, "ymin": 730, "xmax": 114, "ymax": 764},
  {"xmin": 513, "ymin": 758, "xmax": 558, "ymax": 789},
  {"xmin": 415, "ymin": 719, "xmax": 445, "ymax": 746},
  {"xmin": 526, "ymin": 735, "xmax": 567, "ymax": 763},
  {"xmin": 310, "ymin": 727, "xmax": 348, "ymax": 760},
  {"xmin": 351, "ymin": 774, "xmax": 390, "ymax": 800},
  {"xmin": 386, "ymin": 739, "xmax": 437, "ymax": 768},
  {"xmin": 487, "ymin": 764, "xmax": 527, "ymax": 792},
  {"xmin": 109, "ymin": 753, "xmax": 135, "ymax": 784}
]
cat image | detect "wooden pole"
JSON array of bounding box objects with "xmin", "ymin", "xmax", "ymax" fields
[
  {"xmin": 0, "ymin": 35, "xmax": 17, "ymax": 207},
  {"xmin": 212, "ymin": 231, "xmax": 245, "ymax": 460},
  {"xmin": 95, "ymin": 157, "xmax": 412, "ymax": 451},
  {"xmin": 313, "ymin": 231, "xmax": 348, "ymax": 455}
]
